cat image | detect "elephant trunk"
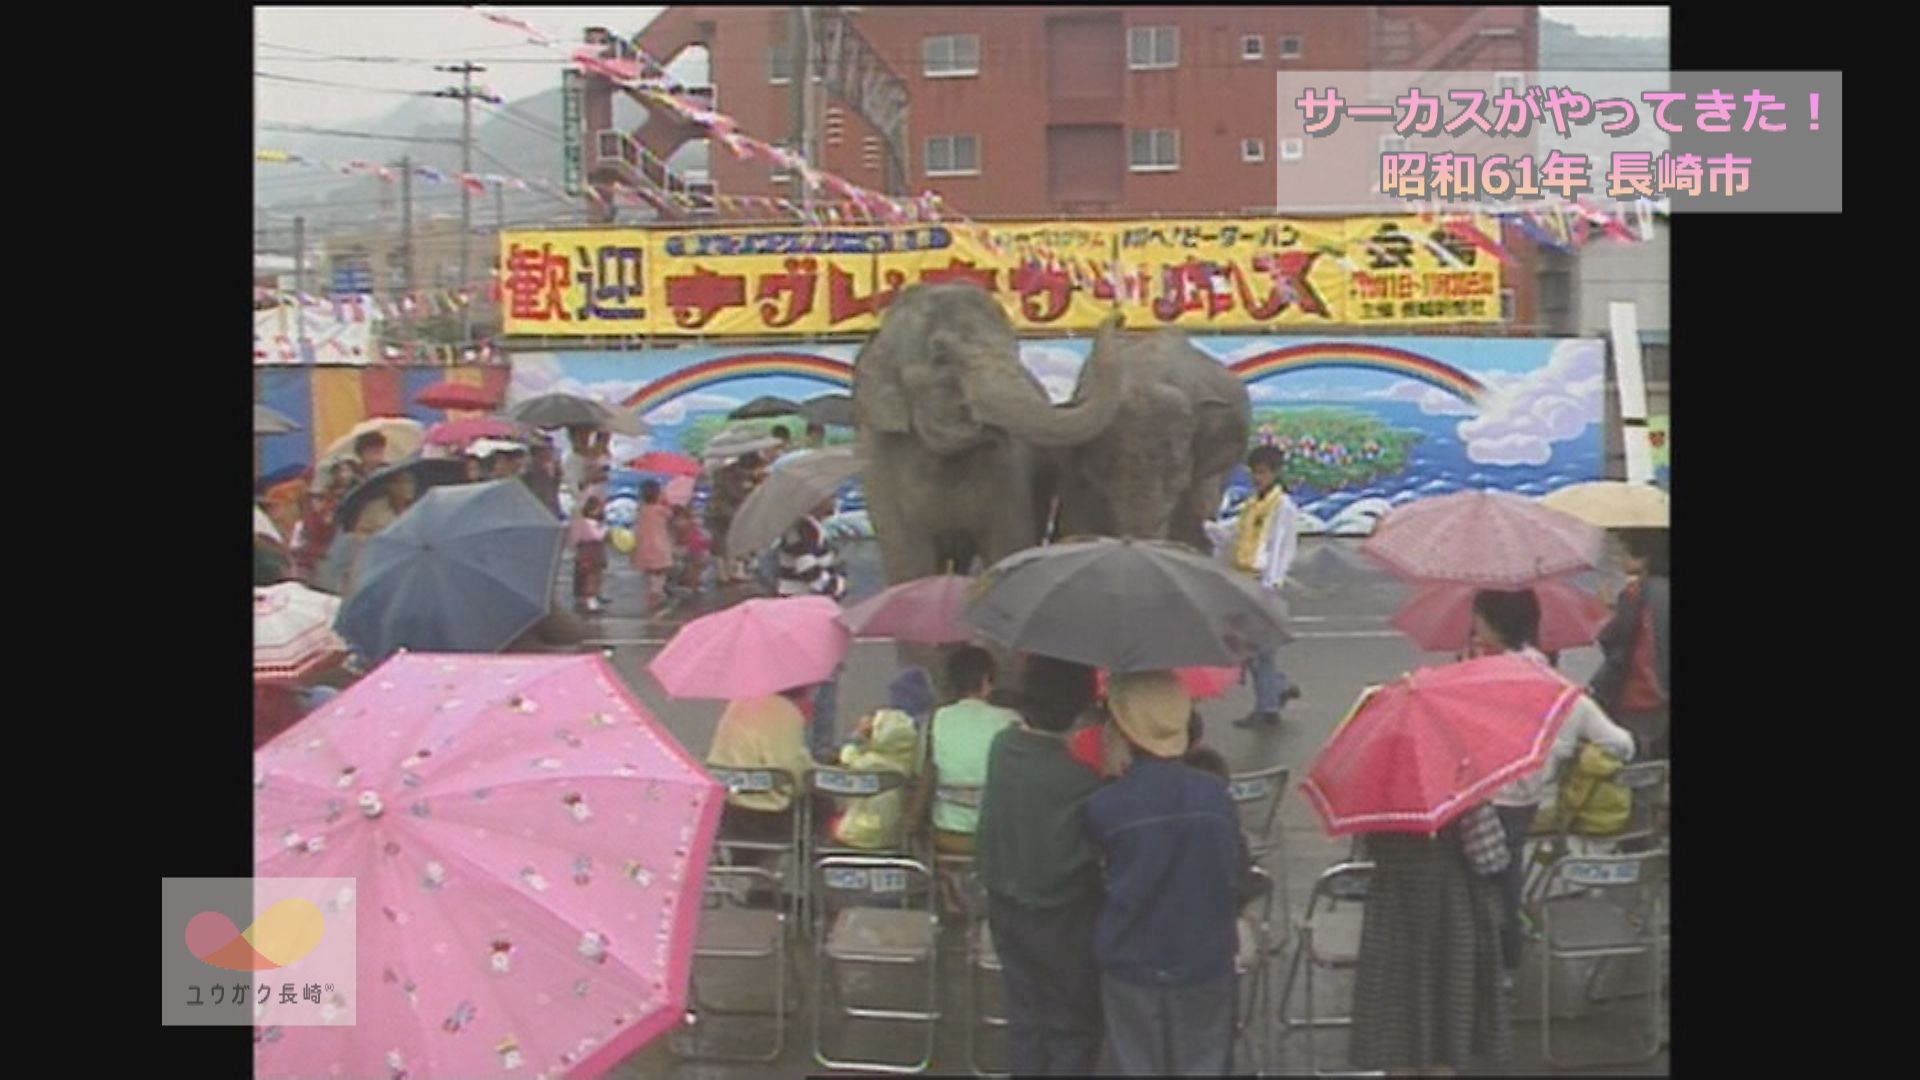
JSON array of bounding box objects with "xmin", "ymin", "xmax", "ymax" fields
[{"xmin": 964, "ymin": 313, "xmax": 1127, "ymax": 449}]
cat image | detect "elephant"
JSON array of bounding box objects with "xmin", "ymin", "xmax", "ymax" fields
[
  {"xmin": 853, "ymin": 283, "xmax": 1129, "ymax": 588},
  {"xmin": 1052, "ymin": 327, "xmax": 1253, "ymax": 553}
]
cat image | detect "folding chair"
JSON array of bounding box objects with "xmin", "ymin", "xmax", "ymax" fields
[
  {"xmin": 808, "ymin": 767, "xmax": 922, "ymax": 920},
  {"xmin": 962, "ymin": 871, "xmax": 1008, "ymax": 1078},
  {"xmin": 1275, "ymin": 860, "xmax": 1374, "ymax": 1076},
  {"xmin": 671, "ymin": 864, "xmax": 791, "ymax": 1062},
  {"xmin": 707, "ymin": 766, "xmax": 805, "ymax": 928},
  {"xmin": 1234, "ymin": 865, "xmax": 1279, "ymax": 1075},
  {"xmin": 1608, "ymin": 761, "xmax": 1670, "ymax": 851},
  {"xmin": 931, "ymin": 782, "xmax": 985, "ymax": 929},
  {"xmin": 1536, "ymin": 850, "xmax": 1668, "ymax": 1068},
  {"xmin": 812, "ymin": 855, "xmax": 942, "ymax": 1074},
  {"xmin": 1228, "ymin": 764, "xmax": 1294, "ymax": 954},
  {"xmin": 1523, "ymin": 759, "xmax": 1671, "ymax": 910}
]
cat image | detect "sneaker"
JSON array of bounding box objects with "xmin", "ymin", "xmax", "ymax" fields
[
  {"xmin": 1279, "ymin": 686, "xmax": 1303, "ymax": 709},
  {"xmin": 1232, "ymin": 710, "xmax": 1281, "ymax": 729}
]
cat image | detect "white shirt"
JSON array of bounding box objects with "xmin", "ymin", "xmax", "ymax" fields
[{"xmin": 1494, "ymin": 648, "xmax": 1637, "ymax": 808}]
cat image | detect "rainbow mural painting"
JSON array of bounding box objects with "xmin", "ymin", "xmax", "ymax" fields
[
  {"xmin": 506, "ymin": 335, "xmax": 1605, "ymax": 535},
  {"xmin": 623, "ymin": 352, "xmax": 853, "ymax": 415},
  {"xmin": 1227, "ymin": 343, "xmax": 1488, "ymax": 406}
]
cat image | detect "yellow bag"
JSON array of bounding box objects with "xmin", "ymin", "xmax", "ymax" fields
[{"xmin": 1533, "ymin": 743, "xmax": 1632, "ymax": 836}]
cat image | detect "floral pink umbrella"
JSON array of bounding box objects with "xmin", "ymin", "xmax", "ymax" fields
[
  {"xmin": 1361, "ymin": 490, "xmax": 1603, "ymax": 587},
  {"xmin": 649, "ymin": 596, "xmax": 849, "ymax": 700},
  {"xmin": 254, "ymin": 652, "xmax": 723, "ymax": 1080},
  {"xmin": 839, "ymin": 574, "xmax": 977, "ymax": 644},
  {"xmin": 1391, "ymin": 576, "xmax": 1611, "ymax": 654}
]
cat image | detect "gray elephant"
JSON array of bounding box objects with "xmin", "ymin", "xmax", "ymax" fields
[
  {"xmin": 853, "ymin": 283, "xmax": 1127, "ymax": 585},
  {"xmin": 1053, "ymin": 328, "xmax": 1252, "ymax": 553}
]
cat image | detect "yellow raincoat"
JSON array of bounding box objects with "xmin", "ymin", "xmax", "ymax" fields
[
  {"xmin": 1533, "ymin": 742, "xmax": 1633, "ymax": 836},
  {"xmin": 829, "ymin": 710, "xmax": 921, "ymax": 849}
]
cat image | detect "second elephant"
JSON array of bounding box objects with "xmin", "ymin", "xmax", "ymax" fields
[{"xmin": 1053, "ymin": 328, "xmax": 1252, "ymax": 552}]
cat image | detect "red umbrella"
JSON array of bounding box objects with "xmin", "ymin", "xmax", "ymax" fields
[
  {"xmin": 628, "ymin": 451, "xmax": 702, "ymax": 477},
  {"xmin": 1391, "ymin": 577, "xmax": 1610, "ymax": 654},
  {"xmin": 1362, "ymin": 490, "xmax": 1603, "ymax": 586},
  {"xmin": 1300, "ymin": 652, "xmax": 1584, "ymax": 836},
  {"xmin": 425, "ymin": 416, "xmax": 522, "ymax": 448},
  {"xmin": 839, "ymin": 574, "xmax": 977, "ymax": 644},
  {"xmin": 1093, "ymin": 665, "xmax": 1240, "ymax": 701},
  {"xmin": 413, "ymin": 380, "xmax": 502, "ymax": 411}
]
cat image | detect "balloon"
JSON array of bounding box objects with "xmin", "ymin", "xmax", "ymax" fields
[{"xmin": 609, "ymin": 526, "xmax": 636, "ymax": 555}]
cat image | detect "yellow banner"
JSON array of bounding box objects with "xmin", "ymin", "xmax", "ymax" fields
[{"xmin": 498, "ymin": 217, "xmax": 1504, "ymax": 337}]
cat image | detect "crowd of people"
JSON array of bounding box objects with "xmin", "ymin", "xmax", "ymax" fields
[{"xmin": 691, "ymin": 443, "xmax": 1671, "ymax": 1076}]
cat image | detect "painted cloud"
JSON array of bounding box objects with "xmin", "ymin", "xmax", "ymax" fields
[{"xmin": 1456, "ymin": 340, "xmax": 1605, "ymax": 466}]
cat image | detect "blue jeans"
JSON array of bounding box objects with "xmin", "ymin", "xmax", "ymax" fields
[
  {"xmin": 1246, "ymin": 648, "xmax": 1294, "ymax": 713},
  {"xmin": 1100, "ymin": 972, "xmax": 1235, "ymax": 1075},
  {"xmin": 809, "ymin": 673, "xmax": 842, "ymax": 762}
]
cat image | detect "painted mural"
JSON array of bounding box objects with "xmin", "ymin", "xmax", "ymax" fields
[{"xmin": 507, "ymin": 334, "xmax": 1606, "ymax": 536}]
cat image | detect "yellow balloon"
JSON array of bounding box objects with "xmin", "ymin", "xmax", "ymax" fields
[{"xmin": 610, "ymin": 526, "xmax": 636, "ymax": 554}]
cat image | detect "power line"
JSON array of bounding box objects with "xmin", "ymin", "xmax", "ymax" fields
[
  {"xmin": 259, "ymin": 123, "xmax": 465, "ymax": 145},
  {"xmin": 255, "ymin": 70, "xmax": 438, "ymax": 96}
]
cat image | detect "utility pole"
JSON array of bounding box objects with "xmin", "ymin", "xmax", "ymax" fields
[
  {"xmin": 293, "ymin": 215, "xmax": 307, "ymax": 360},
  {"xmin": 437, "ymin": 61, "xmax": 486, "ymax": 341},
  {"xmin": 788, "ymin": 6, "xmax": 812, "ymax": 216},
  {"xmin": 398, "ymin": 154, "xmax": 415, "ymax": 293}
]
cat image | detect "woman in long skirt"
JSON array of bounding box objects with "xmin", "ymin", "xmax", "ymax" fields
[{"xmin": 1349, "ymin": 819, "xmax": 1511, "ymax": 1074}]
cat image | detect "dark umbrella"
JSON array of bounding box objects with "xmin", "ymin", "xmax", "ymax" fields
[
  {"xmin": 333, "ymin": 457, "xmax": 475, "ymax": 531},
  {"xmin": 254, "ymin": 404, "xmax": 300, "ymax": 435},
  {"xmin": 506, "ymin": 392, "xmax": 649, "ymax": 436},
  {"xmin": 802, "ymin": 393, "xmax": 856, "ymax": 428},
  {"xmin": 334, "ymin": 480, "xmax": 566, "ymax": 662},
  {"xmin": 727, "ymin": 395, "xmax": 805, "ymax": 421},
  {"xmin": 963, "ymin": 537, "xmax": 1292, "ymax": 672}
]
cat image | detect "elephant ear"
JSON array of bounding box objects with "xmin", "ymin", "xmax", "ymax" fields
[{"xmin": 853, "ymin": 354, "xmax": 914, "ymax": 434}]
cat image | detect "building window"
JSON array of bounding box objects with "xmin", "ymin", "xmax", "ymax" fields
[
  {"xmin": 1241, "ymin": 34, "xmax": 1264, "ymax": 60},
  {"xmin": 925, "ymin": 134, "xmax": 981, "ymax": 176},
  {"xmin": 1128, "ymin": 128, "xmax": 1179, "ymax": 171},
  {"xmin": 1241, "ymin": 138, "xmax": 1265, "ymax": 162},
  {"xmin": 1500, "ymin": 287, "xmax": 1517, "ymax": 322},
  {"xmin": 1496, "ymin": 72, "xmax": 1524, "ymax": 96},
  {"xmin": 1280, "ymin": 137, "xmax": 1305, "ymax": 162},
  {"xmin": 1127, "ymin": 25, "xmax": 1177, "ymax": 70},
  {"xmin": 1278, "ymin": 35, "xmax": 1304, "ymax": 60},
  {"xmin": 768, "ymin": 43, "xmax": 792, "ymax": 84},
  {"xmin": 1380, "ymin": 134, "xmax": 1409, "ymax": 156},
  {"xmin": 922, "ymin": 34, "xmax": 981, "ymax": 78},
  {"xmin": 769, "ymin": 140, "xmax": 795, "ymax": 183}
]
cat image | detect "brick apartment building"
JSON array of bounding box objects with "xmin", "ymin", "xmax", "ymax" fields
[{"xmin": 590, "ymin": 5, "xmax": 1549, "ymax": 326}]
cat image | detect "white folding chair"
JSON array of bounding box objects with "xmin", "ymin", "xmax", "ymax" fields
[
  {"xmin": 671, "ymin": 864, "xmax": 791, "ymax": 1062},
  {"xmin": 812, "ymin": 855, "xmax": 941, "ymax": 1074},
  {"xmin": 931, "ymin": 782, "xmax": 985, "ymax": 930},
  {"xmin": 962, "ymin": 870, "xmax": 1008, "ymax": 1078},
  {"xmin": 1234, "ymin": 864, "xmax": 1279, "ymax": 1075},
  {"xmin": 808, "ymin": 767, "xmax": 922, "ymax": 922},
  {"xmin": 1228, "ymin": 763, "xmax": 1294, "ymax": 953},
  {"xmin": 1276, "ymin": 860, "xmax": 1375, "ymax": 1076},
  {"xmin": 1537, "ymin": 849, "xmax": 1668, "ymax": 1067}
]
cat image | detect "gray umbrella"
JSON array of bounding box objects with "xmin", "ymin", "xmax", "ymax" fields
[
  {"xmin": 963, "ymin": 537, "xmax": 1292, "ymax": 672},
  {"xmin": 728, "ymin": 395, "xmax": 805, "ymax": 421},
  {"xmin": 506, "ymin": 393, "xmax": 649, "ymax": 437},
  {"xmin": 334, "ymin": 480, "xmax": 566, "ymax": 662},
  {"xmin": 803, "ymin": 393, "xmax": 856, "ymax": 428},
  {"xmin": 726, "ymin": 447, "xmax": 865, "ymax": 555},
  {"xmin": 702, "ymin": 428, "xmax": 783, "ymax": 462},
  {"xmin": 254, "ymin": 404, "xmax": 300, "ymax": 435}
]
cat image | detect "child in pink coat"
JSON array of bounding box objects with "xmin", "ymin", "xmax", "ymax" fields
[
  {"xmin": 571, "ymin": 495, "xmax": 609, "ymax": 614},
  {"xmin": 632, "ymin": 480, "xmax": 675, "ymax": 611}
]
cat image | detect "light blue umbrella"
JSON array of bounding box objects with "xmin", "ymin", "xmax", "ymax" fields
[{"xmin": 335, "ymin": 480, "xmax": 565, "ymax": 662}]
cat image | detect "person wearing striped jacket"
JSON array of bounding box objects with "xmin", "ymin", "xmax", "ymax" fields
[{"xmin": 778, "ymin": 497, "xmax": 849, "ymax": 761}]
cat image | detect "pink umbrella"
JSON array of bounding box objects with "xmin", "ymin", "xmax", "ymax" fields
[
  {"xmin": 255, "ymin": 583, "xmax": 346, "ymax": 685},
  {"xmin": 663, "ymin": 475, "xmax": 696, "ymax": 507},
  {"xmin": 649, "ymin": 596, "xmax": 849, "ymax": 700},
  {"xmin": 1300, "ymin": 652, "xmax": 1584, "ymax": 836},
  {"xmin": 839, "ymin": 574, "xmax": 977, "ymax": 644},
  {"xmin": 1094, "ymin": 665, "xmax": 1241, "ymax": 702},
  {"xmin": 1361, "ymin": 490, "xmax": 1603, "ymax": 586},
  {"xmin": 628, "ymin": 452, "xmax": 702, "ymax": 478},
  {"xmin": 253, "ymin": 652, "xmax": 723, "ymax": 1080},
  {"xmin": 426, "ymin": 417, "xmax": 523, "ymax": 449},
  {"xmin": 1391, "ymin": 577, "xmax": 1611, "ymax": 654},
  {"xmin": 415, "ymin": 381, "xmax": 503, "ymax": 411}
]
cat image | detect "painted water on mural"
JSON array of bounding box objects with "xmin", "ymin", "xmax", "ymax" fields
[{"xmin": 506, "ymin": 335, "xmax": 1606, "ymax": 536}]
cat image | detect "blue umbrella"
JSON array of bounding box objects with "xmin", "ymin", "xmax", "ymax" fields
[{"xmin": 335, "ymin": 480, "xmax": 565, "ymax": 661}]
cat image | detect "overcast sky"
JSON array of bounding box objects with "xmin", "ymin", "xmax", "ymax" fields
[{"xmin": 256, "ymin": 6, "xmax": 1668, "ymax": 127}]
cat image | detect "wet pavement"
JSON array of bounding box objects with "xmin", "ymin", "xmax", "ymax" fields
[{"xmin": 542, "ymin": 540, "xmax": 1666, "ymax": 1076}]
